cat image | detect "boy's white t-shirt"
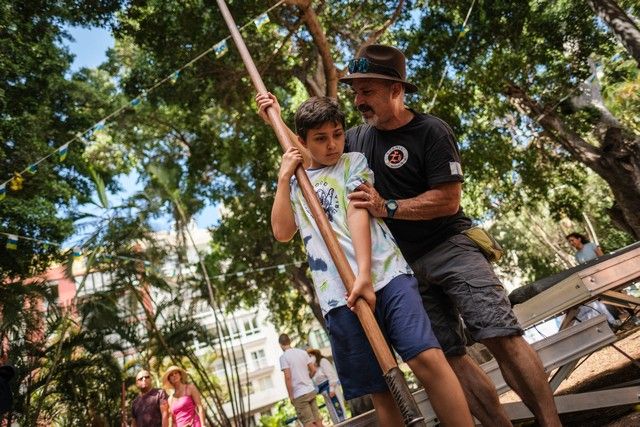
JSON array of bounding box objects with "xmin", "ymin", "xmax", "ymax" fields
[
  {"xmin": 279, "ymin": 348, "xmax": 316, "ymax": 398},
  {"xmin": 289, "ymin": 152, "xmax": 413, "ymax": 316}
]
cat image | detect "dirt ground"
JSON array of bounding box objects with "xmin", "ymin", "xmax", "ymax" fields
[{"xmin": 499, "ymin": 322, "xmax": 640, "ymax": 426}]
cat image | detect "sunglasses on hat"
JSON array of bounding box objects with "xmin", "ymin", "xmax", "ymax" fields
[{"xmin": 348, "ymin": 58, "xmax": 402, "ymax": 79}]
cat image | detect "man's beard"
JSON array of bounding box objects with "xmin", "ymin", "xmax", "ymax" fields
[{"xmin": 358, "ymin": 104, "xmax": 379, "ymax": 127}]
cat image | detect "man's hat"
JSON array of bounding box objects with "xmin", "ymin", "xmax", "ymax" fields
[{"xmin": 339, "ymin": 44, "xmax": 418, "ymax": 93}]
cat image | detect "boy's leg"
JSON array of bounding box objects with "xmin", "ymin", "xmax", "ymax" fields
[
  {"xmin": 406, "ymin": 349, "xmax": 473, "ymax": 427},
  {"xmin": 375, "ymin": 275, "xmax": 474, "ymax": 426},
  {"xmin": 370, "ymin": 391, "xmax": 403, "ymax": 426}
]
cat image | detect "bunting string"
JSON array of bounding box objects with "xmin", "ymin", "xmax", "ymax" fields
[
  {"xmin": 1, "ymin": 231, "xmax": 306, "ymax": 280},
  {"xmin": 0, "ymin": 0, "xmax": 286, "ymax": 197}
]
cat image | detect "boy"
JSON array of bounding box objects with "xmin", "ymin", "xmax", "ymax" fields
[{"xmin": 266, "ymin": 95, "xmax": 473, "ymax": 426}]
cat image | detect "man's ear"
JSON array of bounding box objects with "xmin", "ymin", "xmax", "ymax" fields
[{"xmin": 391, "ymin": 82, "xmax": 404, "ymax": 98}]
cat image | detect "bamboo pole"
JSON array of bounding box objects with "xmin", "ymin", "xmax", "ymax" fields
[{"xmin": 214, "ymin": 1, "xmax": 425, "ymax": 425}]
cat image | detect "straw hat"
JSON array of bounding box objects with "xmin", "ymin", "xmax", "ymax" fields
[{"xmin": 162, "ymin": 365, "xmax": 188, "ymax": 389}]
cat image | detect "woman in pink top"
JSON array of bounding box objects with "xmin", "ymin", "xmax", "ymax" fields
[{"xmin": 162, "ymin": 366, "xmax": 204, "ymax": 427}]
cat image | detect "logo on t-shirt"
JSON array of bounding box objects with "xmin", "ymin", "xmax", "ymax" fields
[{"xmin": 384, "ymin": 145, "xmax": 408, "ymax": 169}]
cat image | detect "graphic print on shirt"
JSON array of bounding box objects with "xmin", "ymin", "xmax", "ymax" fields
[
  {"xmin": 314, "ymin": 181, "xmax": 339, "ymax": 221},
  {"xmin": 304, "ymin": 235, "xmax": 328, "ymax": 272},
  {"xmin": 383, "ymin": 145, "xmax": 409, "ymax": 169}
]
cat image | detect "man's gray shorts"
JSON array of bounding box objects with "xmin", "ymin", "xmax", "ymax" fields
[{"xmin": 411, "ymin": 233, "xmax": 523, "ymax": 357}]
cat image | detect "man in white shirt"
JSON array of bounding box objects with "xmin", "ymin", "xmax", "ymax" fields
[{"xmin": 279, "ymin": 334, "xmax": 324, "ymax": 427}]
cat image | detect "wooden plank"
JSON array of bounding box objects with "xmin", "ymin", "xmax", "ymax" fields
[{"xmin": 502, "ymin": 386, "xmax": 640, "ymax": 421}]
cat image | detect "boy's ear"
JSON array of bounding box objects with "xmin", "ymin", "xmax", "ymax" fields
[{"xmin": 297, "ymin": 135, "xmax": 308, "ymax": 147}]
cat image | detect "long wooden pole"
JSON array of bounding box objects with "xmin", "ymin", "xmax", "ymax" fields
[{"xmin": 214, "ymin": 1, "xmax": 425, "ymax": 425}]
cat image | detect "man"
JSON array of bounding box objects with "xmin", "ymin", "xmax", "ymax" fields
[
  {"xmin": 256, "ymin": 44, "xmax": 561, "ymax": 426},
  {"xmin": 131, "ymin": 369, "xmax": 169, "ymax": 427},
  {"xmin": 340, "ymin": 44, "xmax": 561, "ymax": 427},
  {"xmin": 278, "ymin": 334, "xmax": 324, "ymax": 427}
]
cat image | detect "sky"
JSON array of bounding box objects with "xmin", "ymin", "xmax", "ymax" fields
[{"xmin": 63, "ymin": 26, "xmax": 221, "ymax": 233}]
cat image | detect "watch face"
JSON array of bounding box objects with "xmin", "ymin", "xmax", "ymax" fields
[{"xmin": 387, "ymin": 200, "xmax": 398, "ymax": 210}]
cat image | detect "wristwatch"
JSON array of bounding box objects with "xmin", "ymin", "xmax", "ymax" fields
[{"xmin": 385, "ymin": 199, "xmax": 398, "ymax": 218}]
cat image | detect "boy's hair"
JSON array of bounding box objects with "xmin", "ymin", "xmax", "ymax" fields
[
  {"xmin": 566, "ymin": 232, "xmax": 589, "ymax": 243},
  {"xmin": 294, "ymin": 96, "xmax": 346, "ymax": 141},
  {"xmin": 278, "ymin": 333, "xmax": 291, "ymax": 346}
]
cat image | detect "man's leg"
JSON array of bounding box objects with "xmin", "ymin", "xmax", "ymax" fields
[
  {"xmin": 447, "ymin": 354, "xmax": 512, "ymax": 427},
  {"xmin": 370, "ymin": 391, "xmax": 403, "ymax": 426},
  {"xmin": 406, "ymin": 349, "xmax": 474, "ymax": 426},
  {"xmin": 483, "ymin": 335, "xmax": 561, "ymax": 427}
]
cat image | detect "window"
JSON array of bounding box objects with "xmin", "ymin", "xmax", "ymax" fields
[{"xmin": 250, "ymin": 349, "xmax": 267, "ymax": 369}]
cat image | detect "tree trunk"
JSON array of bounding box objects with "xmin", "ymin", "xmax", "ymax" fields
[
  {"xmin": 505, "ymin": 83, "xmax": 640, "ymax": 239},
  {"xmin": 292, "ymin": 266, "xmax": 326, "ymax": 331},
  {"xmin": 587, "ymin": 0, "xmax": 640, "ymax": 67}
]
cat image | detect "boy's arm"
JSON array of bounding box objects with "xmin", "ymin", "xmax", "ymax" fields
[
  {"xmin": 345, "ymin": 201, "xmax": 376, "ymax": 311},
  {"xmin": 256, "ymin": 92, "xmax": 311, "ymax": 168},
  {"xmin": 271, "ymin": 147, "xmax": 302, "ymax": 242}
]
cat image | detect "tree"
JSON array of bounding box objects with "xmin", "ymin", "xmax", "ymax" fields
[
  {"xmin": 0, "ymin": 1, "xmax": 125, "ymax": 279},
  {"xmin": 587, "ymin": 0, "xmax": 640, "ymax": 67}
]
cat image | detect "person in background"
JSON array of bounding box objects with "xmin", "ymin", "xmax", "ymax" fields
[
  {"xmin": 131, "ymin": 369, "xmax": 169, "ymax": 427},
  {"xmin": 566, "ymin": 232, "xmax": 640, "ymax": 327},
  {"xmin": 566, "ymin": 232, "xmax": 603, "ymax": 264},
  {"xmin": 307, "ymin": 349, "xmax": 346, "ymax": 423},
  {"xmin": 278, "ymin": 334, "xmax": 324, "ymax": 427},
  {"xmin": 162, "ymin": 366, "xmax": 204, "ymax": 427}
]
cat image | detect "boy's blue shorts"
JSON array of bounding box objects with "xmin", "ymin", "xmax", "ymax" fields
[{"xmin": 325, "ymin": 274, "xmax": 441, "ymax": 400}]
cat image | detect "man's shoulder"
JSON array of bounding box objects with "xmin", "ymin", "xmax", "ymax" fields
[{"xmin": 411, "ymin": 111, "xmax": 455, "ymax": 136}]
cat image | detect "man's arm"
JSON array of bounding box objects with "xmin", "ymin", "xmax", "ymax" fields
[
  {"xmin": 345, "ymin": 202, "xmax": 376, "ymax": 311},
  {"xmin": 282, "ymin": 368, "xmax": 294, "ymax": 402},
  {"xmin": 347, "ymin": 181, "xmax": 461, "ymax": 220},
  {"xmin": 160, "ymin": 399, "xmax": 169, "ymax": 427},
  {"xmin": 271, "ymin": 147, "xmax": 301, "ymax": 242},
  {"xmin": 595, "ymin": 245, "xmax": 604, "ymax": 257},
  {"xmin": 308, "ymin": 361, "xmax": 317, "ymax": 378}
]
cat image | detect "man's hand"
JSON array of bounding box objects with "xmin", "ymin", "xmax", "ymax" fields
[
  {"xmin": 256, "ymin": 92, "xmax": 281, "ymax": 126},
  {"xmin": 346, "ymin": 274, "xmax": 376, "ymax": 312},
  {"xmin": 279, "ymin": 147, "xmax": 303, "ymax": 181},
  {"xmin": 347, "ymin": 182, "xmax": 386, "ymax": 218}
]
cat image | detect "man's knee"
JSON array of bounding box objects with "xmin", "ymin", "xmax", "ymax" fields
[{"xmin": 482, "ymin": 334, "xmax": 534, "ymax": 360}]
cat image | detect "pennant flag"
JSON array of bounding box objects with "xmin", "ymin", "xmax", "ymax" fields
[
  {"xmin": 27, "ymin": 163, "xmax": 38, "ymax": 174},
  {"xmin": 277, "ymin": 265, "xmax": 286, "ymax": 274},
  {"xmin": 94, "ymin": 120, "xmax": 106, "ymax": 131},
  {"xmin": 6, "ymin": 234, "xmax": 18, "ymax": 250},
  {"xmin": 130, "ymin": 97, "xmax": 141, "ymax": 107},
  {"xmin": 0, "ymin": 183, "xmax": 5, "ymax": 201},
  {"xmin": 214, "ymin": 40, "xmax": 228, "ymax": 58},
  {"xmin": 611, "ymin": 53, "xmax": 622, "ymax": 62},
  {"xmin": 58, "ymin": 142, "xmax": 70, "ymax": 161},
  {"xmin": 170, "ymin": 70, "xmax": 180, "ymax": 84},
  {"xmin": 254, "ymin": 13, "xmax": 270, "ymax": 29},
  {"xmin": 9, "ymin": 173, "xmax": 23, "ymax": 191},
  {"xmin": 73, "ymin": 246, "xmax": 83, "ymax": 261},
  {"xmin": 236, "ymin": 271, "xmax": 244, "ymax": 278}
]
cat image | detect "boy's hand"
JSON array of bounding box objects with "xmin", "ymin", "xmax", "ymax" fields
[
  {"xmin": 256, "ymin": 92, "xmax": 281, "ymax": 126},
  {"xmin": 346, "ymin": 274, "xmax": 376, "ymax": 312},
  {"xmin": 278, "ymin": 147, "xmax": 302, "ymax": 181}
]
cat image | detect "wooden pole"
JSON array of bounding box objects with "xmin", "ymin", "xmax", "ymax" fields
[{"xmin": 214, "ymin": 1, "xmax": 425, "ymax": 425}]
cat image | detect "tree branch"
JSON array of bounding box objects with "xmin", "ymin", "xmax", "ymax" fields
[
  {"xmin": 286, "ymin": 0, "xmax": 338, "ymax": 97},
  {"xmin": 505, "ymin": 82, "xmax": 603, "ymax": 171},
  {"xmin": 364, "ymin": 0, "xmax": 406, "ymax": 46}
]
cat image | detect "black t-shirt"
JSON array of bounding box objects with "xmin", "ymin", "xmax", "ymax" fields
[{"xmin": 345, "ymin": 111, "xmax": 472, "ymax": 263}]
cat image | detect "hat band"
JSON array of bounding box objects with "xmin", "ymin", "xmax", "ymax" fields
[{"xmin": 348, "ymin": 58, "xmax": 402, "ymax": 79}]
